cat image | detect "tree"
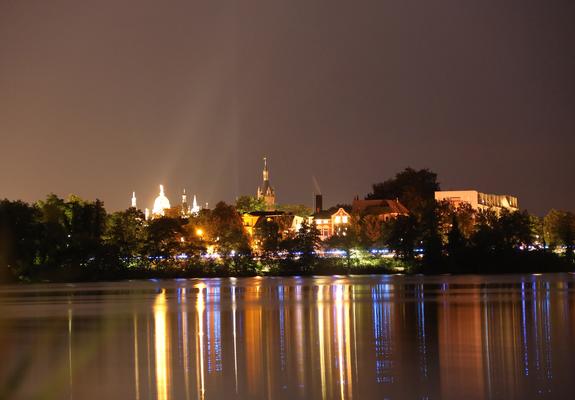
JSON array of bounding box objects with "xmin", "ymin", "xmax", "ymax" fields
[
  {"xmin": 64, "ymin": 197, "xmax": 107, "ymax": 267},
  {"xmin": 325, "ymin": 216, "xmax": 361, "ymax": 266},
  {"xmin": 497, "ymin": 209, "xmax": 532, "ymax": 250},
  {"xmin": 209, "ymin": 202, "xmax": 251, "ymax": 256},
  {"xmin": 235, "ymin": 196, "xmax": 266, "ymax": 214},
  {"xmin": 386, "ymin": 215, "xmax": 418, "ymax": 260},
  {"xmin": 104, "ymin": 208, "xmax": 147, "ymax": 266},
  {"xmin": 544, "ymin": 209, "xmax": 575, "ymax": 261},
  {"xmin": 145, "ymin": 217, "xmax": 185, "ymax": 261},
  {"xmin": 418, "ymin": 202, "xmax": 443, "ymax": 267},
  {"xmin": 294, "ymin": 220, "xmax": 321, "ymax": 269},
  {"xmin": 36, "ymin": 194, "xmax": 69, "ymax": 268},
  {"xmin": 447, "ymin": 214, "xmax": 466, "ymax": 260},
  {"xmin": 0, "ymin": 200, "xmax": 41, "ymax": 281},
  {"xmin": 255, "ymin": 218, "xmax": 280, "ymax": 258},
  {"xmin": 367, "ymin": 167, "xmax": 440, "ymax": 215}
]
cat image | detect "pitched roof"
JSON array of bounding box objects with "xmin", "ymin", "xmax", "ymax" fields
[
  {"xmin": 244, "ymin": 210, "xmax": 285, "ymax": 217},
  {"xmin": 352, "ymin": 199, "xmax": 409, "ymax": 215},
  {"xmin": 312, "ymin": 210, "xmax": 333, "ymax": 219}
]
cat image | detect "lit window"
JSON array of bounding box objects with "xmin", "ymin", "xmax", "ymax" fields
[
  {"xmin": 342, "ymin": 216, "xmax": 348, "ymax": 223},
  {"xmin": 335, "ymin": 216, "xmax": 341, "ymax": 224}
]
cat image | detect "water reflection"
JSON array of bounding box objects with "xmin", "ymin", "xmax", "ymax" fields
[
  {"xmin": 154, "ymin": 289, "xmax": 170, "ymax": 400},
  {"xmin": 2, "ymin": 275, "xmax": 575, "ymax": 399}
]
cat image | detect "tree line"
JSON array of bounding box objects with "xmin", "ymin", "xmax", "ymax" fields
[{"xmin": 0, "ymin": 168, "xmax": 573, "ymax": 282}]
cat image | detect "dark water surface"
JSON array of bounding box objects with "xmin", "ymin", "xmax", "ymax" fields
[{"xmin": 2, "ymin": 274, "xmax": 575, "ymax": 399}]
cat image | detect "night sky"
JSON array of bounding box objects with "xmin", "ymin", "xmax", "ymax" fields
[{"xmin": 1, "ymin": 0, "xmax": 573, "ymax": 215}]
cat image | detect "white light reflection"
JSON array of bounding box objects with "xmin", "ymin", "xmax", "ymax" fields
[
  {"xmin": 317, "ymin": 285, "xmax": 327, "ymax": 400},
  {"xmin": 181, "ymin": 288, "xmax": 191, "ymax": 400},
  {"xmin": 195, "ymin": 283, "xmax": 206, "ymax": 400}
]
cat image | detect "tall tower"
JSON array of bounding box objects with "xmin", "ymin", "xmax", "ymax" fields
[
  {"xmin": 131, "ymin": 191, "xmax": 137, "ymax": 208},
  {"xmin": 257, "ymin": 156, "xmax": 276, "ymax": 209},
  {"xmin": 181, "ymin": 189, "xmax": 189, "ymax": 217},
  {"xmin": 191, "ymin": 195, "xmax": 200, "ymax": 215}
]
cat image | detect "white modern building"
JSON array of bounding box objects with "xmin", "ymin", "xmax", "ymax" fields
[{"xmin": 435, "ymin": 190, "xmax": 519, "ymax": 212}]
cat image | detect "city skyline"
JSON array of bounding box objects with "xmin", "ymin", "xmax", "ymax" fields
[{"xmin": 1, "ymin": 1, "xmax": 574, "ymax": 215}]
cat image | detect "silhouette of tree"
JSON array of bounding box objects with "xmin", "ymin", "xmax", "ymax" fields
[{"xmin": 367, "ymin": 167, "xmax": 440, "ymax": 215}]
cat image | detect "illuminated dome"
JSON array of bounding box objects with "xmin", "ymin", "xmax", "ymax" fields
[{"xmin": 152, "ymin": 185, "xmax": 171, "ymax": 216}]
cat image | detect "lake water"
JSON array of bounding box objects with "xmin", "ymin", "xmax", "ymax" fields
[{"xmin": 1, "ymin": 274, "xmax": 575, "ymax": 399}]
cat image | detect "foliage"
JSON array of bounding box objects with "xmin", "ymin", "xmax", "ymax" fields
[
  {"xmin": 208, "ymin": 202, "xmax": 251, "ymax": 256},
  {"xmin": 386, "ymin": 215, "xmax": 419, "ymax": 260},
  {"xmin": 276, "ymin": 203, "xmax": 313, "ymax": 216},
  {"xmin": 235, "ymin": 196, "xmax": 266, "ymax": 214},
  {"xmin": 105, "ymin": 208, "xmax": 147, "ymax": 263},
  {"xmin": 0, "ymin": 200, "xmax": 41, "ymax": 280},
  {"xmin": 324, "ymin": 216, "xmax": 361, "ymax": 266},
  {"xmin": 544, "ymin": 209, "xmax": 575, "ymax": 260},
  {"xmin": 367, "ymin": 167, "xmax": 440, "ymax": 215},
  {"xmin": 255, "ymin": 218, "xmax": 280, "ymax": 258},
  {"xmin": 293, "ymin": 220, "xmax": 321, "ymax": 269}
]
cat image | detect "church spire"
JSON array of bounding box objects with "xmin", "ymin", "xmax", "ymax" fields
[
  {"xmin": 191, "ymin": 195, "xmax": 200, "ymax": 215},
  {"xmin": 182, "ymin": 188, "xmax": 187, "ymax": 205},
  {"xmin": 257, "ymin": 156, "xmax": 276, "ymax": 209},
  {"xmin": 131, "ymin": 191, "xmax": 137, "ymax": 208}
]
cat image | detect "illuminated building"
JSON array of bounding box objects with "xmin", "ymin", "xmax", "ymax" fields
[
  {"xmin": 132, "ymin": 185, "xmax": 202, "ymax": 219},
  {"xmin": 242, "ymin": 211, "xmax": 305, "ymax": 250},
  {"xmin": 152, "ymin": 185, "xmax": 171, "ymax": 217},
  {"xmin": 351, "ymin": 198, "xmax": 409, "ymax": 221},
  {"xmin": 313, "ymin": 208, "xmax": 351, "ymax": 241},
  {"xmin": 256, "ymin": 157, "xmax": 276, "ymax": 210},
  {"xmin": 179, "ymin": 190, "xmax": 202, "ymax": 217},
  {"xmin": 435, "ymin": 190, "xmax": 518, "ymax": 212}
]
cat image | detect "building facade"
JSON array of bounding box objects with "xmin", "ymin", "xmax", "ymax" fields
[
  {"xmin": 435, "ymin": 190, "xmax": 518, "ymax": 212},
  {"xmin": 132, "ymin": 185, "xmax": 202, "ymax": 220},
  {"xmin": 313, "ymin": 207, "xmax": 352, "ymax": 241}
]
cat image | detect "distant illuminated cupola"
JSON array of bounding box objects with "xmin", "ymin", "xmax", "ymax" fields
[
  {"xmin": 152, "ymin": 184, "xmax": 171, "ymax": 217},
  {"xmin": 257, "ymin": 156, "xmax": 276, "ymax": 209},
  {"xmin": 131, "ymin": 191, "xmax": 137, "ymax": 208}
]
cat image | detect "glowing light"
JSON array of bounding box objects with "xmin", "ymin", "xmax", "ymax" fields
[
  {"xmin": 154, "ymin": 290, "xmax": 170, "ymax": 400},
  {"xmin": 317, "ymin": 285, "xmax": 327, "ymax": 399},
  {"xmin": 152, "ymin": 185, "xmax": 171, "ymax": 217},
  {"xmin": 196, "ymin": 228, "xmax": 204, "ymax": 237},
  {"xmin": 133, "ymin": 314, "xmax": 140, "ymax": 400},
  {"xmin": 195, "ymin": 284, "xmax": 206, "ymax": 400}
]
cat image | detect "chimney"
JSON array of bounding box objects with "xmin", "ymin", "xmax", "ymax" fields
[{"xmin": 315, "ymin": 194, "xmax": 323, "ymax": 213}]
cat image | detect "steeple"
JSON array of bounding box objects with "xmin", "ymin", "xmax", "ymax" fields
[
  {"xmin": 181, "ymin": 189, "xmax": 190, "ymax": 217},
  {"xmin": 256, "ymin": 156, "xmax": 276, "ymax": 209},
  {"xmin": 191, "ymin": 195, "xmax": 200, "ymax": 215},
  {"xmin": 131, "ymin": 191, "xmax": 137, "ymax": 208}
]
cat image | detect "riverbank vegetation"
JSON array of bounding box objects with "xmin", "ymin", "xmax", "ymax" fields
[{"xmin": 1, "ymin": 169, "xmax": 574, "ymax": 283}]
